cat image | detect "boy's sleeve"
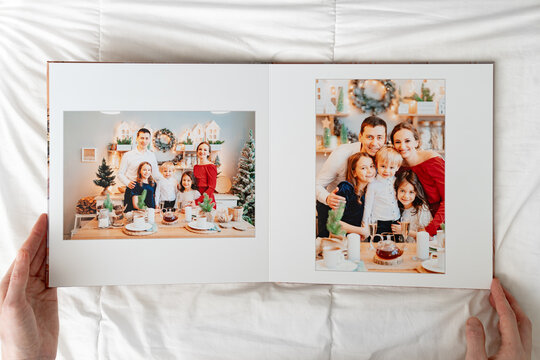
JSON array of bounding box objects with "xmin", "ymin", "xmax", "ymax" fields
[{"xmin": 362, "ymin": 183, "xmax": 375, "ymax": 226}]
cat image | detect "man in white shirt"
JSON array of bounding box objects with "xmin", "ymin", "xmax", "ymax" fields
[
  {"xmin": 316, "ymin": 116, "xmax": 387, "ymax": 237},
  {"xmin": 118, "ymin": 128, "xmax": 163, "ymax": 207}
]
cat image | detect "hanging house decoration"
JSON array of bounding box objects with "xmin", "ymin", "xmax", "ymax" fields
[
  {"xmin": 205, "ymin": 120, "xmax": 221, "ymax": 142},
  {"xmin": 349, "ymin": 79, "xmax": 397, "ymax": 115}
]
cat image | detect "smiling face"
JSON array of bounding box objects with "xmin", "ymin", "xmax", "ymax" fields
[
  {"xmin": 136, "ymin": 132, "xmax": 151, "ymax": 150},
  {"xmin": 181, "ymin": 174, "xmax": 193, "ymax": 190},
  {"xmin": 397, "ymin": 180, "xmax": 416, "ymax": 209},
  {"xmin": 360, "ymin": 125, "xmax": 387, "ymax": 157},
  {"xmin": 377, "ymin": 160, "xmax": 399, "ymax": 179},
  {"xmin": 392, "ymin": 129, "xmax": 419, "ymax": 160},
  {"xmin": 140, "ymin": 163, "xmax": 152, "ymax": 180},
  {"xmin": 162, "ymin": 165, "xmax": 174, "ymax": 179},
  {"xmin": 353, "ymin": 156, "xmax": 376, "ymax": 183},
  {"xmin": 196, "ymin": 143, "xmax": 210, "ymax": 161}
]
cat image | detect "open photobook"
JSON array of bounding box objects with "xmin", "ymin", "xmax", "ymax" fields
[{"xmin": 48, "ymin": 63, "xmax": 493, "ymax": 289}]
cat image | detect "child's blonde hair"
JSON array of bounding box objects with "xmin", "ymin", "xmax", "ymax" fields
[
  {"xmin": 375, "ymin": 146, "xmax": 403, "ymax": 167},
  {"xmin": 160, "ymin": 161, "xmax": 174, "ymax": 172}
]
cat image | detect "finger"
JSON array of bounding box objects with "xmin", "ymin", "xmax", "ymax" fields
[
  {"xmin": 501, "ymin": 282, "xmax": 533, "ymax": 352},
  {"xmin": 30, "ymin": 227, "xmax": 48, "ymax": 276},
  {"xmin": 21, "ymin": 214, "xmax": 48, "ymax": 266},
  {"xmin": 5, "ymin": 249, "xmax": 30, "ymax": 306},
  {"xmin": 465, "ymin": 317, "xmax": 488, "ymax": 360},
  {"xmin": 491, "ymin": 278, "xmax": 521, "ymax": 347},
  {"xmin": 0, "ymin": 260, "xmax": 16, "ymax": 307},
  {"xmin": 331, "ymin": 188, "xmax": 339, "ymax": 194}
]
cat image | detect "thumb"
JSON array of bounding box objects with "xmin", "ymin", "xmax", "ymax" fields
[
  {"xmin": 465, "ymin": 317, "xmax": 488, "ymax": 360},
  {"xmin": 5, "ymin": 250, "xmax": 30, "ymax": 307},
  {"xmin": 331, "ymin": 188, "xmax": 339, "ymax": 194}
]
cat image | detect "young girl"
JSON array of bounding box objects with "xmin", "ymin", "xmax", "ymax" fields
[
  {"xmin": 155, "ymin": 162, "xmax": 178, "ymax": 209},
  {"xmin": 175, "ymin": 171, "xmax": 201, "ymax": 209},
  {"xmin": 391, "ymin": 170, "xmax": 432, "ymax": 241},
  {"xmin": 125, "ymin": 162, "xmax": 157, "ymax": 213},
  {"xmin": 193, "ymin": 141, "xmax": 217, "ymax": 208},
  {"xmin": 336, "ymin": 152, "xmax": 375, "ymax": 236}
]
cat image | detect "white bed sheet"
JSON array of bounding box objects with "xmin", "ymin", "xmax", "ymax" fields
[{"xmin": 1, "ymin": 1, "xmax": 538, "ymax": 359}]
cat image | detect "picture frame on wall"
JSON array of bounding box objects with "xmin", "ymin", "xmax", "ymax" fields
[{"xmin": 81, "ymin": 147, "xmax": 97, "ymax": 162}]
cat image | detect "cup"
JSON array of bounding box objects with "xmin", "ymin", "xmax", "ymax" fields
[
  {"xmin": 416, "ymin": 231, "xmax": 429, "ymax": 260},
  {"xmin": 230, "ymin": 206, "xmax": 243, "ymax": 221},
  {"xmin": 133, "ymin": 213, "xmax": 145, "ymax": 228},
  {"xmin": 430, "ymin": 249, "xmax": 446, "ymax": 269},
  {"xmin": 147, "ymin": 208, "xmax": 155, "ymax": 224},
  {"xmin": 347, "ymin": 233, "xmax": 361, "ymax": 262},
  {"xmin": 184, "ymin": 206, "xmax": 192, "ymax": 222},
  {"xmin": 196, "ymin": 215, "xmax": 207, "ymax": 227},
  {"xmin": 323, "ymin": 247, "xmax": 344, "ymax": 269}
]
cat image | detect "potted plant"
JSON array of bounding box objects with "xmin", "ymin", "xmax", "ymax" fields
[
  {"xmin": 93, "ymin": 158, "xmax": 116, "ymax": 195},
  {"xmin": 208, "ymin": 139, "xmax": 225, "ymax": 151},
  {"xmin": 199, "ymin": 193, "xmax": 215, "ymax": 222},
  {"xmin": 413, "ymin": 83, "xmax": 436, "ymax": 114},
  {"xmin": 116, "ymin": 136, "xmax": 132, "ymax": 151}
]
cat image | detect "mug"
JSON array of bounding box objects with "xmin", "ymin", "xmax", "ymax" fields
[
  {"xmin": 133, "ymin": 213, "xmax": 145, "ymax": 228},
  {"xmin": 323, "ymin": 247, "xmax": 344, "ymax": 269},
  {"xmin": 196, "ymin": 215, "xmax": 207, "ymax": 227},
  {"xmin": 147, "ymin": 208, "xmax": 155, "ymax": 224}
]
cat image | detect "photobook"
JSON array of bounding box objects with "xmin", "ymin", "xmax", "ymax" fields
[{"xmin": 48, "ymin": 63, "xmax": 493, "ymax": 289}]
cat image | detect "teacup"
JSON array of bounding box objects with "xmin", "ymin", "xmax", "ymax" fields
[
  {"xmin": 133, "ymin": 213, "xmax": 146, "ymax": 229},
  {"xmin": 430, "ymin": 249, "xmax": 446, "ymax": 269},
  {"xmin": 196, "ymin": 215, "xmax": 207, "ymax": 227},
  {"xmin": 323, "ymin": 246, "xmax": 344, "ymax": 269}
]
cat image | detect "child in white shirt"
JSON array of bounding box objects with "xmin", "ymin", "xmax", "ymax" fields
[
  {"xmin": 362, "ymin": 146, "xmax": 403, "ymax": 235},
  {"xmin": 155, "ymin": 162, "xmax": 178, "ymax": 209},
  {"xmin": 176, "ymin": 171, "xmax": 201, "ymax": 209}
]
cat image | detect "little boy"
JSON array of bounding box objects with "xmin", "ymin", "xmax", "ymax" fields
[
  {"xmin": 362, "ymin": 146, "xmax": 403, "ymax": 235},
  {"xmin": 155, "ymin": 162, "xmax": 178, "ymax": 209}
]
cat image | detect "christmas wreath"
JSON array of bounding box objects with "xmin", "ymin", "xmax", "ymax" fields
[
  {"xmin": 349, "ymin": 79, "xmax": 397, "ymax": 115},
  {"xmin": 153, "ymin": 128, "xmax": 176, "ymax": 152}
]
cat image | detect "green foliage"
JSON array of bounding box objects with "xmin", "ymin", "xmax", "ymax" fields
[
  {"xmin": 199, "ymin": 193, "xmax": 215, "ymax": 213},
  {"xmin": 326, "ymin": 202, "xmax": 345, "ymax": 236},
  {"xmin": 209, "ymin": 140, "xmax": 225, "ymax": 145},
  {"xmin": 231, "ymin": 130, "xmax": 255, "ymax": 225},
  {"xmin": 116, "ymin": 136, "xmax": 132, "ymax": 145},
  {"xmin": 103, "ymin": 194, "xmax": 113, "ymax": 212},
  {"xmin": 182, "ymin": 137, "xmax": 193, "ymax": 145},
  {"xmin": 340, "ymin": 123, "xmax": 347, "ymax": 144},
  {"xmin": 137, "ymin": 190, "xmax": 147, "ymax": 210},
  {"xmin": 440, "ymin": 223, "xmax": 445, "ymax": 231},
  {"xmin": 336, "ymin": 86, "xmax": 344, "ymax": 112},
  {"xmin": 93, "ymin": 158, "xmax": 116, "ymax": 189},
  {"xmin": 409, "ymin": 83, "xmax": 434, "ymax": 102},
  {"xmin": 323, "ymin": 127, "xmax": 330, "ymax": 147}
]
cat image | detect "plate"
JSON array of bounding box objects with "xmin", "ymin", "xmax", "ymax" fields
[
  {"xmin": 421, "ymin": 259, "xmax": 445, "ymax": 273},
  {"xmin": 316, "ymin": 259, "xmax": 358, "ymax": 272},
  {"xmin": 219, "ymin": 222, "xmax": 233, "ymax": 229},
  {"xmin": 188, "ymin": 221, "xmax": 215, "ymax": 230},
  {"xmin": 125, "ymin": 223, "xmax": 153, "ymax": 232}
]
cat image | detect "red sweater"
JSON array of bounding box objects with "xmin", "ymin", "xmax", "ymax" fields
[
  {"xmin": 409, "ymin": 157, "xmax": 445, "ymax": 236},
  {"xmin": 193, "ymin": 163, "xmax": 217, "ymax": 208}
]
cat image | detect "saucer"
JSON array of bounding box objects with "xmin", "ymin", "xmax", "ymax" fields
[
  {"xmin": 188, "ymin": 221, "xmax": 214, "ymax": 230},
  {"xmin": 421, "ymin": 259, "xmax": 445, "ymax": 273},
  {"xmin": 125, "ymin": 223, "xmax": 152, "ymax": 232},
  {"xmin": 316, "ymin": 259, "xmax": 358, "ymax": 272},
  {"xmin": 429, "ymin": 240, "xmax": 444, "ymax": 252}
]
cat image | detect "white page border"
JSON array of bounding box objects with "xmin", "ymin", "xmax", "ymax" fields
[
  {"xmin": 269, "ymin": 64, "xmax": 493, "ymax": 289},
  {"xmin": 48, "ymin": 63, "xmax": 269, "ymax": 286}
]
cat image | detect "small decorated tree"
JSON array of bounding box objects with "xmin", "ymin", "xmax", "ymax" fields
[
  {"xmin": 103, "ymin": 194, "xmax": 114, "ymax": 212},
  {"xmin": 340, "ymin": 123, "xmax": 348, "ymax": 144},
  {"xmin": 326, "ymin": 202, "xmax": 345, "ymax": 238},
  {"xmin": 199, "ymin": 193, "xmax": 215, "ymax": 215},
  {"xmin": 336, "ymin": 86, "xmax": 344, "ymax": 112},
  {"xmin": 93, "ymin": 158, "xmax": 116, "ymax": 194},
  {"xmin": 137, "ymin": 190, "xmax": 148, "ymax": 210},
  {"xmin": 232, "ymin": 130, "xmax": 255, "ymax": 225}
]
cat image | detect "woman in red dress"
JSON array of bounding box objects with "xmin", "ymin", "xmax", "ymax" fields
[
  {"xmin": 391, "ymin": 122, "xmax": 445, "ymax": 236},
  {"xmin": 193, "ymin": 141, "xmax": 217, "ymax": 208}
]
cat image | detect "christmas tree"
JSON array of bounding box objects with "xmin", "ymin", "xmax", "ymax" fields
[
  {"xmin": 93, "ymin": 158, "xmax": 116, "ymax": 193},
  {"xmin": 232, "ymin": 130, "xmax": 255, "ymax": 225},
  {"xmin": 336, "ymin": 86, "xmax": 344, "ymax": 112}
]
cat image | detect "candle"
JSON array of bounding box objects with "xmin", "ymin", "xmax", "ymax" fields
[
  {"xmin": 347, "ymin": 233, "xmax": 361, "ymax": 262},
  {"xmin": 417, "ymin": 231, "xmax": 429, "ymax": 260},
  {"xmin": 185, "ymin": 206, "xmax": 192, "ymax": 222}
]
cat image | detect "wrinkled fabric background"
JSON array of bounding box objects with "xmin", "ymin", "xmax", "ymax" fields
[{"xmin": 1, "ymin": 1, "xmax": 539, "ymax": 359}]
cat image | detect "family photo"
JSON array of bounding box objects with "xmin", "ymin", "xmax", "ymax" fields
[
  {"xmin": 315, "ymin": 79, "xmax": 446, "ymax": 273},
  {"xmin": 64, "ymin": 111, "xmax": 256, "ymax": 240}
]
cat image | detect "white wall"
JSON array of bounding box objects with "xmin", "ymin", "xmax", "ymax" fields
[{"xmin": 63, "ymin": 111, "xmax": 255, "ymax": 235}]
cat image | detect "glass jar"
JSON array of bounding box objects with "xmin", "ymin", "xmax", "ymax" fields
[
  {"xmin": 98, "ymin": 208, "xmax": 110, "ymax": 228},
  {"xmin": 418, "ymin": 121, "xmax": 431, "ymax": 150}
]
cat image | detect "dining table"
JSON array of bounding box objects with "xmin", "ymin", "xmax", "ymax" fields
[
  {"xmin": 71, "ymin": 211, "xmax": 255, "ymax": 240},
  {"xmin": 317, "ymin": 240, "xmax": 445, "ymax": 274}
]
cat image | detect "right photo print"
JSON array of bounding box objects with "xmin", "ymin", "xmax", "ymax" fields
[{"xmin": 315, "ymin": 79, "xmax": 445, "ymax": 274}]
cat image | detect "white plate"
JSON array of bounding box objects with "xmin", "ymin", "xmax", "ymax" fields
[
  {"xmin": 421, "ymin": 259, "xmax": 445, "ymax": 273},
  {"xmin": 125, "ymin": 223, "xmax": 153, "ymax": 232},
  {"xmin": 316, "ymin": 259, "xmax": 358, "ymax": 272},
  {"xmin": 188, "ymin": 221, "xmax": 215, "ymax": 230}
]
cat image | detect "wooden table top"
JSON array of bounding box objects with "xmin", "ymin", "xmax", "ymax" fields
[{"xmin": 71, "ymin": 213, "xmax": 255, "ymax": 240}]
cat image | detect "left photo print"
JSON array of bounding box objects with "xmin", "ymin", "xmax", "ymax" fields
[{"xmin": 64, "ymin": 111, "xmax": 256, "ymax": 240}]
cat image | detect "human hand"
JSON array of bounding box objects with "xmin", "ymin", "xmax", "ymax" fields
[
  {"xmin": 465, "ymin": 278, "xmax": 532, "ymax": 360},
  {"xmin": 391, "ymin": 223, "xmax": 401, "ymax": 234},
  {"xmin": 128, "ymin": 180, "xmax": 136, "ymax": 189},
  {"xmin": 0, "ymin": 214, "xmax": 58, "ymax": 360},
  {"xmin": 326, "ymin": 188, "xmax": 345, "ymax": 210}
]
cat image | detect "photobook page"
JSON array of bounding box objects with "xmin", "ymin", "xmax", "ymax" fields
[
  {"xmin": 48, "ymin": 63, "xmax": 269, "ymax": 286},
  {"xmin": 269, "ymin": 64, "xmax": 493, "ymax": 289}
]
